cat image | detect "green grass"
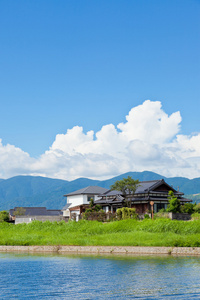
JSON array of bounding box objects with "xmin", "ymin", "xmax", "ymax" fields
[{"xmin": 1, "ymin": 219, "xmax": 200, "ymax": 247}]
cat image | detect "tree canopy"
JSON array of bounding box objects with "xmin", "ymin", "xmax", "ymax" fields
[
  {"xmin": 167, "ymin": 190, "xmax": 181, "ymax": 213},
  {"xmin": 110, "ymin": 176, "xmax": 140, "ymax": 207},
  {"xmin": 110, "ymin": 176, "xmax": 140, "ymax": 196}
]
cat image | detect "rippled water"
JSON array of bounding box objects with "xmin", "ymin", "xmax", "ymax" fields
[{"xmin": 1, "ymin": 253, "xmax": 200, "ymax": 299}]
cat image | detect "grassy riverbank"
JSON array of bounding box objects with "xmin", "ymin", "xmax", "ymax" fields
[{"xmin": 1, "ymin": 219, "xmax": 200, "ymax": 247}]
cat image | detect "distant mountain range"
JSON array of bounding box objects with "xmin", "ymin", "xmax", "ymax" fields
[{"xmin": 0, "ymin": 171, "xmax": 200, "ymax": 211}]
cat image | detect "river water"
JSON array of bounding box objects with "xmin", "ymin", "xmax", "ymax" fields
[{"xmin": 0, "ymin": 253, "xmax": 200, "ymax": 299}]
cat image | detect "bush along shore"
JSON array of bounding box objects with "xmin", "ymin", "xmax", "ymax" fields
[{"xmin": 1, "ymin": 219, "xmax": 200, "ymax": 247}]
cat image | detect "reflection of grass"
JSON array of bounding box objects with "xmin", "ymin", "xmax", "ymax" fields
[{"xmin": 1, "ymin": 219, "xmax": 200, "ymax": 247}]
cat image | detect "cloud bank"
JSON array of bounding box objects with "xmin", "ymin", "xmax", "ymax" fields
[{"xmin": 1, "ymin": 100, "xmax": 200, "ymax": 180}]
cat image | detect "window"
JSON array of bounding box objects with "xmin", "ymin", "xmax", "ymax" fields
[
  {"xmin": 87, "ymin": 196, "xmax": 94, "ymax": 202},
  {"xmin": 156, "ymin": 203, "xmax": 167, "ymax": 212}
]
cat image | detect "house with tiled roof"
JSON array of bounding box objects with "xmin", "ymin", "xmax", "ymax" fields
[
  {"xmin": 63, "ymin": 179, "xmax": 192, "ymax": 220},
  {"xmin": 63, "ymin": 186, "xmax": 109, "ymax": 221},
  {"xmin": 95, "ymin": 179, "xmax": 192, "ymax": 214}
]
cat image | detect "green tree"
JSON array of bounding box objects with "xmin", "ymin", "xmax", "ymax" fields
[
  {"xmin": 181, "ymin": 203, "xmax": 195, "ymax": 214},
  {"xmin": 0, "ymin": 210, "xmax": 9, "ymax": 222},
  {"xmin": 167, "ymin": 191, "xmax": 181, "ymax": 213},
  {"xmin": 194, "ymin": 203, "xmax": 200, "ymax": 213},
  {"xmin": 110, "ymin": 176, "xmax": 139, "ymax": 207}
]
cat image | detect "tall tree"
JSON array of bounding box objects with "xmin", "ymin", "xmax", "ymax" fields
[
  {"xmin": 167, "ymin": 190, "xmax": 181, "ymax": 213},
  {"xmin": 110, "ymin": 176, "xmax": 140, "ymax": 207}
]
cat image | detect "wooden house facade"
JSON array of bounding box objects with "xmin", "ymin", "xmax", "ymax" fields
[{"xmin": 95, "ymin": 179, "xmax": 192, "ymax": 214}]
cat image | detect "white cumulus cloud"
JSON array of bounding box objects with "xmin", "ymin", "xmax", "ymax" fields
[
  {"xmin": 0, "ymin": 100, "xmax": 200, "ymax": 180},
  {"xmin": 0, "ymin": 139, "xmax": 35, "ymax": 178}
]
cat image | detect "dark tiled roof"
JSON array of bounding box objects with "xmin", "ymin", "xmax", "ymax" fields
[
  {"xmin": 9, "ymin": 207, "xmax": 62, "ymax": 217},
  {"xmin": 62, "ymin": 203, "xmax": 71, "ymax": 210},
  {"xmin": 147, "ymin": 197, "xmax": 168, "ymax": 201},
  {"xmin": 65, "ymin": 180, "xmax": 174, "ymax": 198},
  {"xmin": 135, "ymin": 180, "xmax": 163, "ymax": 193},
  {"xmin": 95, "ymin": 199, "xmax": 121, "ymax": 205},
  {"xmin": 99, "ymin": 190, "xmax": 123, "ymax": 197},
  {"xmin": 94, "ymin": 179, "xmax": 191, "ymax": 205},
  {"xmin": 179, "ymin": 197, "xmax": 193, "ymax": 202},
  {"xmin": 65, "ymin": 186, "xmax": 109, "ymax": 197},
  {"xmin": 96, "ymin": 181, "xmax": 164, "ymax": 198},
  {"xmin": 132, "ymin": 197, "xmax": 149, "ymax": 202},
  {"xmin": 101, "ymin": 180, "xmax": 175, "ymax": 195},
  {"xmin": 47, "ymin": 210, "xmax": 62, "ymax": 216},
  {"xmin": 95, "ymin": 195, "xmax": 124, "ymax": 205}
]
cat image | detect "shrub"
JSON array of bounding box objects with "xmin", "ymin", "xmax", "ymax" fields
[
  {"xmin": 0, "ymin": 211, "xmax": 9, "ymax": 222},
  {"xmin": 116, "ymin": 207, "xmax": 137, "ymax": 220},
  {"xmin": 116, "ymin": 208, "xmax": 122, "ymax": 220},
  {"xmin": 107, "ymin": 212, "xmax": 117, "ymax": 222},
  {"xmin": 181, "ymin": 203, "xmax": 195, "ymax": 214},
  {"xmin": 194, "ymin": 203, "xmax": 200, "ymax": 213},
  {"xmin": 83, "ymin": 209, "xmax": 107, "ymax": 222},
  {"xmin": 122, "ymin": 207, "xmax": 129, "ymax": 219},
  {"xmin": 191, "ymin": 212, "xmax": 200, "ymax": 220},
  {"xmin": 144, "ymin": 214, "xmax": 150, "ymax": 219},
  {"xmin": 95, "ymin": 205, "xmax": 102, "ymax": 212},
  {"xmin": 83, "ymin": 202, "xmax": 106, "ymax": 221},
  {"xmin": 129, "ymin": 208, "xmax": 137, "ymax": 219}
]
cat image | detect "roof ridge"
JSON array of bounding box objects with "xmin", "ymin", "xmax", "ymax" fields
[
  {"xmin": 81, "ymin": 186, "xmax": 91, "ymax": 192},
  {"xmin": 65, "ymin": 186, "xmax": 109, "ymax": 196},
  {"xmin": 139, "ymin": 180, "xmax": 161, "ymax": 183},
  {"xmin": 14, "ymin": 207, "xmax": 47, "ymax": 209}
]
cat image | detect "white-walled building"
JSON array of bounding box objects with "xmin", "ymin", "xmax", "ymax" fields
[{"xmin": 63, "ymin": 186, "xmax": 109, "ymax": 220}]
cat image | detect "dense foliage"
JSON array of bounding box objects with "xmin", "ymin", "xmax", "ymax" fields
[
  {"xmin": 191, "ymin": 213, "xmax": 200, "ymax": 220},
  {"xmin": 0, "ymin": 211, "xmax": 9, "ymax": 222},
  {"xmin": 167, "ymin": 191, "xmax": 181, "ymax": 213},
  {"xmin": 82, "ymin": 198, "xmax": 108, "ymax": 221},
  {"xmin": 110, "ymin": 176, "xmax": 140, "ymax": 195},
  {"xmin": 194, "ymin": 203, "xmax": 200, "ymax": 213},
  {"xmin": 116, "ymin": 207, "xmax": 137, "ymax": 220},
  {"xmin": 181, "ymin": 203, "xmax": 195, "ymax": 214},
  {"xmin": 110, "ymin": 176, "xmax": 140, "ymax": 207}
]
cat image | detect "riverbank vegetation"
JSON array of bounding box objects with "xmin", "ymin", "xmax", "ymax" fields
[{"xmin": 1, "ymin": 218, "xmax": 200, "ymax": 247}]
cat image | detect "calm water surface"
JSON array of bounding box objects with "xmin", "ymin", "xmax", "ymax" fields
[{"xmin": 0, "ymin": 253, "xmax": 200, "ymax": 299}]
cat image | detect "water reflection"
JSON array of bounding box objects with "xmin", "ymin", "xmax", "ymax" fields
[{"xmin": 0, "ymin": 253, "xmax": 200, "ymax": 299}]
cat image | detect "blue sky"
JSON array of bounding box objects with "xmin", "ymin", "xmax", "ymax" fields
[{"xmin": 0, "ymin": 0, "xmax": 199, "ymax": 180}]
